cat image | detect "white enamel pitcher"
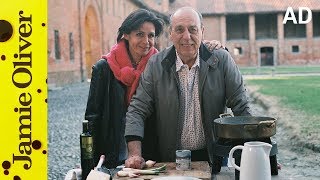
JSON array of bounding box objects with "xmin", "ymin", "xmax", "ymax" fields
[{"xmin": 229, "ymin": 141, "xmax": 272, "ymax": 180}]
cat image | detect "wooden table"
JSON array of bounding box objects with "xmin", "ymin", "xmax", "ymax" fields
[
  {"xmin": 113, "ymin": 161, "xmax": 211, "ymax": 180},
  {"xmin": 113, "ymin": 161, "xmax": 285, "ymax": 180}
]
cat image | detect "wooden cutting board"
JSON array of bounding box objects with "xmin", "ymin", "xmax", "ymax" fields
[{"xmin": 113, "ymin": 161, "xmax": 211, "ymax": 180}]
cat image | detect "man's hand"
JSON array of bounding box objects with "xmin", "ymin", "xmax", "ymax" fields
[
  {"xmin": 125, "ymin": 140, "xmax": 145, "ymax": 169},
  {"xmin": 125, "ymin": 155, "xmax": 146, "ymax": 169},
  {"xmin": 203, "ymin": 39, "xmax": 224, "ymax": 51}
]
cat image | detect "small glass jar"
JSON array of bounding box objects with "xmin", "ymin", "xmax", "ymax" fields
[{"xmin": 176, "ymin": 150, "xmax": 191, "ymax": 170}]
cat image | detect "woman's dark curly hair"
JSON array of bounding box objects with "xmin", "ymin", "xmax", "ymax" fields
[{"xmin": 117, "ymin": 9, "xmax": 164, "ymax": 42}]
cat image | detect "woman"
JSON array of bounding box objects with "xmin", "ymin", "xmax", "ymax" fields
[{"xmin": 84, "ymin": 9, "xmax": 222, "ymax": 168}]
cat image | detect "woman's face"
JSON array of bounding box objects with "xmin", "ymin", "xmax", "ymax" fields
[{"xmin": 124, "ymin": 22, "xmax": 156, "ymax": 58}]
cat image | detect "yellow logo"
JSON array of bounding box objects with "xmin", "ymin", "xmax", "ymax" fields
[{"xmin": 0, "ymin": 1, "xmax": 47, "ymax": 179}]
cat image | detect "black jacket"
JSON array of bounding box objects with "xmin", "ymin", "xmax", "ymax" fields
[
  {"xmin": 85, "ymin": 59, "xmax": 159, "ymax": 167},
  {"xmin": 85, "ymin": 59, "xmax": 127, "ymax": 168}
]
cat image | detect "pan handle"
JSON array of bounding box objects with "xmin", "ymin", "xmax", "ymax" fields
[{"xmin": 219, "ymin": 113, "xmax": 234, "ymax": 118}]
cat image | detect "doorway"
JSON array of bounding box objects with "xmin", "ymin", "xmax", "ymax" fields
[
  {"xmin": 260, "ymin": 47, "xmax": 274, "ymax": 66},
  {"xmin": 84, "ymin": 6, "xmax": 101, "ymax": 79}
]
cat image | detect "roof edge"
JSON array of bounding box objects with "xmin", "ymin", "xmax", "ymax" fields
[{"xmin": 202, "ymin": 10, "xmax": 286, "ymax": 16}]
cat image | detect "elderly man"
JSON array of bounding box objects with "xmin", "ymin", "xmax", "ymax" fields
[{"xmin": 124, "ymin": 7, "xmax": 251, "ymax": 169}]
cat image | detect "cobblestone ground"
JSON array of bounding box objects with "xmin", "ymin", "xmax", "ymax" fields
[
  {"xmin": 49, "ymin": 82, "xmax": 320, "ymax": 179},
  {"xmin": 48, "ymin": 82, "xmax": 90, "ymax": 180}
]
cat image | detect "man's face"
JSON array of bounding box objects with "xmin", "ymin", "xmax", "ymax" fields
[{"xmin": 169, "ymin": 9, "xmax": 204, "ymax": 61}]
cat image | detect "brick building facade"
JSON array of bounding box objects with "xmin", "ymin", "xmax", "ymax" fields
[
  {"xmin": 48, "ymin": 0, "xmax": 170, "ymax": 85},
  {"xmin": 192, "ymin": 0, "xmax": 320, "ymax": 66},
  {"xmin": 49, "ymin": 0, "xmax": 320, "ymax": 85}
]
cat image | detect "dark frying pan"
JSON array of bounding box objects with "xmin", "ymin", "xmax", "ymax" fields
[{"xmin": 213, "ymin": 114, "xmax": 276, "ymax": 139}]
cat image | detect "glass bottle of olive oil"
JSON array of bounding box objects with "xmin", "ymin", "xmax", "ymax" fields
[{"xmin": 80, "ymin": 120, "xmax": 94, "ymax": 179}]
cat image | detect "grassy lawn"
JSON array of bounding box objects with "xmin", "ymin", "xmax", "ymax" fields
[
  {"xmin": 245, "ymin": 75, "xmax": 320, "ymax": 136},
  {"xmin": 240, "ymin": 65, "xmax": 320, "ymax": 75}
]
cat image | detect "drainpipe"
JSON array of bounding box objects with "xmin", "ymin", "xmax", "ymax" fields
[{"xmin": 78, "ymin": 0, "xmax": 84, "ymax": 82}]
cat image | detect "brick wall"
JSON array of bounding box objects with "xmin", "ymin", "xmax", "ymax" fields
[
  {"xmin": 202, "ymin": 12, "xmax": 320, "ymax": 67},
  {"xmin": 49, "ymin": 1, "xmax": 320, "ymax": 86},
  {"xmin": 48, "ymin": 0, "xmax": 82, "ymax": 85},
  {"xmin": 48, "ymin": 0, "xmax": 170, "ymax": 86}
]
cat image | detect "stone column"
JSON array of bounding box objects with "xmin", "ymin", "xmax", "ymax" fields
[
  {"xmin": 249, "ymin": 14, "xmax": 256, "ymax": 66},
  {"xmin": 220, "ymin": 15, "xmax": 227, "ymax": 46},
  {"xmin": 277, "ymin": 13, "xmax": 284, "ymax": 65},
  {"xmin": 306, "ymin": 19, "xmax": 313, "ymax": 63}
]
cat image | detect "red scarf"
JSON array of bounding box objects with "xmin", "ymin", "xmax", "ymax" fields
[{"xmin": 102, "ymin": 40, "xmax": 158, "ymax": 105}]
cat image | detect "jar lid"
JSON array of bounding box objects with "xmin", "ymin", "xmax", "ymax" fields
[{"xmin": 176, "ymin": 150, "xmax": 191, "ymax": 158}]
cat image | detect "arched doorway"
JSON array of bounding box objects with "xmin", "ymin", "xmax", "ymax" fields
[
  {"xmin": 84, "ymin": 6, "xmax": 101, "ymax": 80},
  {"xmin": 260, "ymin": 47, "xmax": 274, "ymax": 66}
]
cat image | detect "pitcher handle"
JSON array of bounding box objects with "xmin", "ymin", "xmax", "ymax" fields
[{"xmin": 228, "ymin": 145, "xmax": 243, "ymax": 171}]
